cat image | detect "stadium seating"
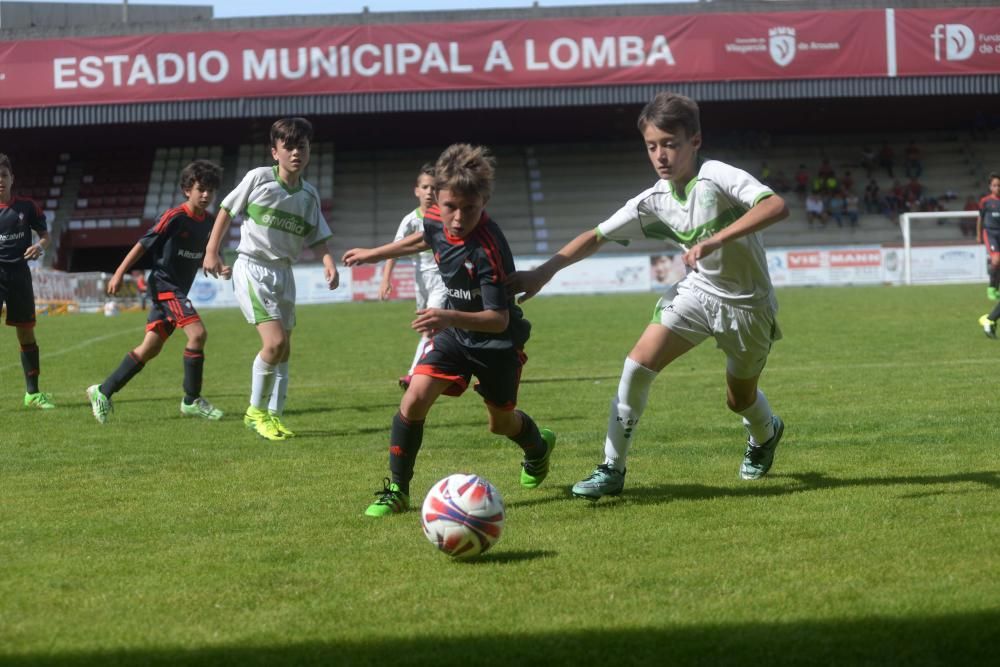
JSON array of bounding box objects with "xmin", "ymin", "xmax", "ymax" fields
[{"xmin": 23, "ymin": 128, "xmax": 1000, "ymax": 270}]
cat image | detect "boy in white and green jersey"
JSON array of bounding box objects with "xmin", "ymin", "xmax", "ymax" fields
[
  {"xmin": 203, "ymin": 117, "xmax": 339, "ymax": 441},
  {"xmin": 509, "ymin": 92, "xmax": 790, "ymax": 498}
]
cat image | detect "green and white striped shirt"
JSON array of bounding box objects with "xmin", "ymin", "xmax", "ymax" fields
[
  {"xmin": 597, "ymin": 159, "xmax": 776, "ymax": 306},
  {"xmin": 221, "ymin": 165, "xmax": 332, "ymax": 263}
]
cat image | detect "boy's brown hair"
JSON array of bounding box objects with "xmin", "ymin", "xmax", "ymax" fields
[
  {"xmin": 637, "ymin": 92, "xmax": 701, "ymax": 138},
  {"xmin": 417, "ymin": 162, "xmax": 435, "ymax": 183},
  {"xmin": 0, "ymin": 153, "xmax": 12, "ymax": 173},
  {"xmin": 270, "ymin": 117, "xmax": 313, "ymax": 150},
  {"xmin": 179, "ymin": 160, "xmax": 223, "ymax": 192},
  {"xmin": 433, "ymin": 144, "xmax": 496, "ymax": 201}
]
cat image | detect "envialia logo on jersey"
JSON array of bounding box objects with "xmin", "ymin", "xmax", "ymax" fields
[
  {"xmin": 769, "ymin": 27, "xmax": 796, "ymax": 67},
  {"xmin": 931, "ymin": 24, "xmax": 974, "ymax": 61},
  {"xmin": 260, "ymin": 211, "xmax": 306, "ymax": 235}
]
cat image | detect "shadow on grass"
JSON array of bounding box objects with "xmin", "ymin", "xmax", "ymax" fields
[
  {"xmin": 591, "ymin": 470, "xmax": 1000, "ymax": 506},
  {"xmin": 458, "ymin": 549, "xmax": 556, "ymax": 564},
  {"xmin": 3, "ymin": 609, "xmax": 997, "ymax": 666}
]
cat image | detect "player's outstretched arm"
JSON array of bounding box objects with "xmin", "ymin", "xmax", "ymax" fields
[
  {"xmin": 506, "ymin": 229, "xmax": 607, "ymax": 303},
  {"xmin": 342, "ymin": 231, "xmax": 428, "ymax": 266},
  {"xmin": 203, "ymin": 209, "xmax": 232, "ymax": 277},
  {"xmin": 107, "ymin": 242, "xmax": 147, "ymax": 295},
  {"xmin": 379, "ymin": 258, "xmax": 397, "ymax": 300},
  {"xmin": 682, "ymin": 194, "xmax": 788, "ymax": 268}
]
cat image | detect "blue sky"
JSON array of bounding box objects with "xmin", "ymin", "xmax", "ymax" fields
[{"xmin": 50, "ymin": 0, "xmax": 683, "ymax": 20}]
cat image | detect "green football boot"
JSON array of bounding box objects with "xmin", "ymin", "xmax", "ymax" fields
[
  {"xmin": 740, "ymin": 415, "xmax": 785, "ymax": 480},
  {"xmin": 243, "ymin": 407, "xmax": 285, "ymax": 441},
  {"xmin": 24, "ymin": 391, "xmax": 56, "ymax": 410},
  {"xmin": 86, "ymin": 385, "xmax": 112, "ymax": 423},
  {"xmin": 365, "ymin": 479, "xmax": 410, "ymax": 517},
  {"xmin": 180, "ymin": 397, "xmax": 224, "ymax": 420},
  {"xmin": 979, "ymin": 314, "xmax": 997, "ymax": 339},
  {"xmin": 520, "ymin": 428, "xmax": 556, "ymax": 489}
]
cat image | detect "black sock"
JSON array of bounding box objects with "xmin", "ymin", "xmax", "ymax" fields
[
  {"xmin": 389, "ymin": 411, "xmax": 424, "ymax": 495},
  {"xmin": 183, "ymin": 348, "xmax": 204, "ymax": 403},
  {"xmin": 991, "ymin": 268, "xmax": 999, "ymax": 290},
  {"xmin": 100, "ymin": 352, "xmax": 144, "ymax": 397},
  {"xmin": 510, "ymin": 410, "xmax": 546, "ymax": 460},
  {"xmin": 20, "ymin": 343, "xmax": 40, "ymax": 394}
]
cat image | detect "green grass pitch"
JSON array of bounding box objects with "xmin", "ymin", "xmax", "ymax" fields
[{"xmin": 1, "ymin": 284, "xmax": 998, "ymax": 666}]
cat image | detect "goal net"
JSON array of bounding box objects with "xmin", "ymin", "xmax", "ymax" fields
[{"xmin": 899, "ymin": 210, "xmax": 983, "ymax": 285}]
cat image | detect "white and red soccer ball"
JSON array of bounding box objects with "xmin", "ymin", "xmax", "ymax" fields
[{"xmin": 421, "ymin": 473, "xmax": 505, "ymax": 559}]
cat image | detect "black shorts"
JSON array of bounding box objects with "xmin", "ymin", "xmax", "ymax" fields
[
  {"xmin": 984, "ymin": 229, "xmax": 1000, "ymax": 257},
  {"xmin": 146, "ymin": 289, "xmax": 200, "ymax": 340},
  {"xmin": 0, "ymin": 263, "xmax": 36, "ymax": 327},
  {"xmin": 413, "ymin": 327, "xmax": 526, "ymax": 410}
]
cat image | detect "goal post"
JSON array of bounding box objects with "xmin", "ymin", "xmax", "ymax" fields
[{"xmin": 899, "ymin": 210, "xmax": 980, "ymax": 285}]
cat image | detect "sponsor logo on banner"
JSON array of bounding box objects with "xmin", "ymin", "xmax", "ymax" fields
[
  {"xmin": 768, "ymin": 27, "xmax": 796, "ymax": 66},
  {"xmin": 726, "ymin": 25, "xmax": 841, "ymax": 64},
  {"xmin": 788, "ymin": 251, "xmax": 821, "ymax": 268},
  {"xmin": 829, "ymin": 249, "xmax": 881, "ymax": 267},
  {"xmin": 931, "ymin": 23, "xmax": 975, "ymax": 61},
  {"xmin": 193, "ymin": 280, "xmax": 217, "ymax": 302}
]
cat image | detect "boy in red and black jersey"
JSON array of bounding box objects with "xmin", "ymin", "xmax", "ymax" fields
[
  {"xmin": 343, "ymin": 143, "xmax": 555, "ymax": 517},
  {"xmin": 86, "ymin": 160, "xmax": 226, "ymax": 423},
  {"xmin": 977, "ymin": 172, "xmax": 1000, "ymax": 301},
  {"xmin": 0, "ymin": 153, "xmax": 54, "ymax": 409}
]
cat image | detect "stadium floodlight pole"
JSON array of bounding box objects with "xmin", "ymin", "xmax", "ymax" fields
[{"xmin": 899, "ymin": 210, "xmax": 978, "ymax": 285}]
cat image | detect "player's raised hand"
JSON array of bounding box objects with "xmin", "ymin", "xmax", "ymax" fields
[
  {"xmin": 505, "ymin": 269, "xmax": 545, "ymax": 304},
  {"xmin": 412, "ymin": 308, "xmax": 449, "ymax": 336},
  {"xmin": 342, "ymin": 248, "xmax": 374, "ymax": 266},
  {"xmin": 106, "ymin": 273, "xmax": 123, "ymax": 296}
]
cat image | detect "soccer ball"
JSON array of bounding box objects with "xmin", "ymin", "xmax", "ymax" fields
[{"xmin": 421, "ymin": 473, "xmax": 505, "ymax": 559}]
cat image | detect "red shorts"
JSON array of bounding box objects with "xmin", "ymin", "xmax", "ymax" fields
[{"xmin": 146, "ymin": 290, "xmax": 200, "ymax": 340}]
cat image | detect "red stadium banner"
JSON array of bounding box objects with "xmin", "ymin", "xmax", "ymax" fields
[
  {"xmin": 893, "ymin": 8, "xmax": 1000, "ymax": 77},
  {"xmin": 0, "ymin": 8, "xmax": 994, "ymax": 109}
]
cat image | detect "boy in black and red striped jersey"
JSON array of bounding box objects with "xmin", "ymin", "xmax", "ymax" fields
[
  {"xmin": 0, "ymin": 153, "xmax": 54, "ymax": 409},
  {"xmin": 87, "ymin": 160, "xmax": 226, "ymax": 423},
  {"xmin": 343, "ymin": 144, "xmax": 555, "ymax": 517},
  {"xmin": 977, "ymin": 172, "xmax": 1000, "ymax": 336}
]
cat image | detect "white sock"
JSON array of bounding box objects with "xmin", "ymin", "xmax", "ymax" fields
[
  {"xmin": 739, "ymin": 389, "xmax": 775, "ymax": 446},
  {"xmin": 604, "ymin": 357, "xmax": 658, "ymax": 472},
  {"xmin": 408, "ymin": 335, "xmax": 431, "ymax": 375},
  {"xmin": 250, "ymin": 354, "xmax": 277, "ymax": 411},
  {"xmin": 269, "ymin": 361, "xmax": 289, "ymax": 415}
]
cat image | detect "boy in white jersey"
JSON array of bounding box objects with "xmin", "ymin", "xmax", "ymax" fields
[
  {"xmin": 202, "ymin": 117, "xmax": 339, "ymax": 441},
  {"xmin": 378, "ymin": 164, "xmax": 447, "ymax": 389},
  {"xmin": 509, "ymin": 92, "xmax": 789, "ymax": 498}
]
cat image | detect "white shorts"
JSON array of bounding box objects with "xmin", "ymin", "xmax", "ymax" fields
[
  {"xmin": 232, "ymin": 255, "xmax": 296, "ymax": 330},
  {"xmin": 653, "ymin": 281, "xmax": 781, "ymax": 379},
  {"xmin": 415, "ymin": 269, "xmax": 447, "ymax": 310}
]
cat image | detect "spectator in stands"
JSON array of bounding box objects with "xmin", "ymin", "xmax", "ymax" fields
[
  {"xmin": 0, "ymin": 153, "xmax": 55, "ymax": 409},
  {"xmin": 794, "ymin": 164, "xmax": 809, "ymax": 199},
  {"xmin": 823, "ymin": 173, "xmax": 839, "ymax": 195},
  {"xmin": 904, "ymin": 140, "xmax": 923, "ymax": 178},
  {"xmin": 770, "ymin": 169, "xmax": 791, "ymax": 193},
  {"xmin": 817, "ymin": 158, "xmax": 834, "ymax": 180},
  {"xmin": 202, "ymin": 117, "xmax": 340, "ymax": 442},
  {"xmin": 130, "ymin": 269, "xmax": 148, "ymax": 310},
  {"xmin": 863, "ymin": 179, "xmax": 881, "ymax": 214},
  {"xmin": 844, "ymin": 190, "xmax": 861, "ymax": 228},
  {"xmin": 758, "ymin": 161, "xmax": 772, "ymax": 185},
  {"xmin": 87, "ymin": 160, "xmax": 226, "ymax": 425},
  {"xmin": 806, "ymin": 190, "xmax": 826, "ymax": 227},
  {"xmin": 905, "ymin": 177, "xmax": 924, "ymax": 211},
  {"xmin": 878, "ymin": 141, "xmax": 895, "ymax": 178},
  {"xmin": 860, "ymin": 146, "xmax": 876, "ymax": 178},
  {"xmin": 841, "ymin": 170, "xmax": 855, "ymax": 193},
  {"xmin": 886, "ymin": 180, "xmax": 906, "ymax": 216},
  {"xmin": 827, "ymin": 189, "xmax": 846, "ymax": 227},
  {"xmin": 378, "ymin": 163, "xmax": 446, "ymax": 389}
]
